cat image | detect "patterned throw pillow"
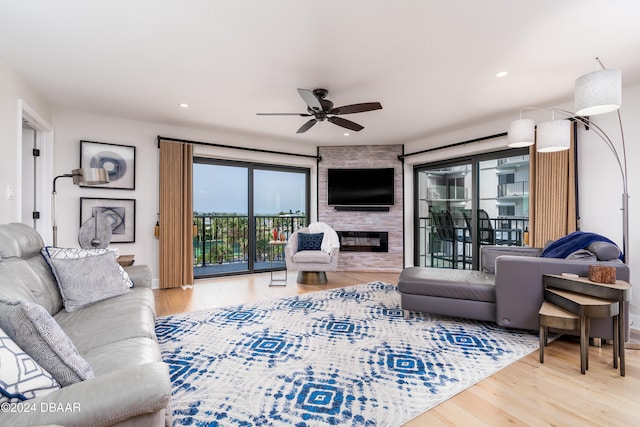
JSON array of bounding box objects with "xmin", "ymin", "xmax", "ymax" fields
[
  {"xmin": 42, "ymin": 246, "xmax": 133, "ymax": 288},
  {"xmin": 0, "ymin": 299, "xmax": 94, "ymax": 387},
  {"xmin": 297, "ymin": 232, "xmax": 324, "ymax": 252},
  {"xmin": 0, "ymin": 327, "xmax": 60, "ymax": 402},
  {"xmin": 46, "ymin": 251, "xmax": 131, "ymax": 312}
]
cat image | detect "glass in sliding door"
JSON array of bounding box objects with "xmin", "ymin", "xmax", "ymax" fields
[
  {"xmin": 193, "ymin": 163, "xmax": 250, "ymax": 275},
  {"xmin": 415, "ymin": 149, "xmax": 530, "ymax": 270},
  {"xmin": 253, "ymin": 168, "xmax": 307, "ymax": 271},
  {"xmin": 416, "ymin": 163, "xmax": 473, "ymax": 269},
  {"xmin": 193, "ymin": 160, "xmax": 308, "ymax": 278}
]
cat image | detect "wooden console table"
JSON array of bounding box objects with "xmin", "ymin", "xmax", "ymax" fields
[{"xmin": 543, "ymin": 274, "xmax": 631, "ymax": 376}]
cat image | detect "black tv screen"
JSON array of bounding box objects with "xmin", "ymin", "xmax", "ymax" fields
[{"xmin": 327, "ymin": 168, "xmax": 395, "ymax": 206}]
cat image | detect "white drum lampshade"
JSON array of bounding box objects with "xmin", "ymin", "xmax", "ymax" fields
[
  {"xmin": 507, "ymin": 119, "xmax": 535, "ymax": 147},
  {"xmin": 536, "ymin": 120, "xmax": 571, "ymax": 152},
  {"xmin": 575, "ymin": 68, "xmax": 621, "ymax": 116}
]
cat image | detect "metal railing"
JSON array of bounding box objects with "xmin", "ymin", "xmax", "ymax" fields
[
  {"xmin": 497, "ymin": 155, "xmax": 529, "ymax": 166},
  {"xmin": 497, "ymin": 181, "xmax": 529, "ymax": 197},
  {"xmin": 193, "ymin": 214, "xmax": 306, "ymax": 268},
  {"xmin": 417, "ymin": 214, "xmax": 529, "ymax": 268}
]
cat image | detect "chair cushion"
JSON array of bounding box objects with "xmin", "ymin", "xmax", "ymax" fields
[
  {"xmin": 291, "ymin": 250, "xmax": 331, "ymax": 264},
  {"xmin": 297, "ymin": 232, "xmax": 324, "ymax": 251}
]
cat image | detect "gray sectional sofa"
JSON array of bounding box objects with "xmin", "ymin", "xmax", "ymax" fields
[
  {"xmin": 0, "ymin": 223, "xmax": 171, "ymax": 427},
  {"xmin": 399, "ymin": 244, "xmax": 630, "ymax": 340}
]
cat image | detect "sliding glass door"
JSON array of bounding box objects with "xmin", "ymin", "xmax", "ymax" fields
[
  {"xmin": 415, "ymin": 149, "xmax": 529, "ymax": 269},
  {"xmin": 193, "ymin": 159, "xmax": 309, "ymax": 278}
]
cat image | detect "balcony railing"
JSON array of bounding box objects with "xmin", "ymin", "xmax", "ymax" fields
[
  {"xmin": 193, "ymin": 214, "xmax": 306, "ymax": 271},
  {"xmin": 497, "ymin": 181, "xmax": 529, "ymax": 197},
  {"xmin": 497, "ymin": 155, "xmax": 529, "ymax": 166},
  {"xmin": 417, "ymin": 214, "xmax": 529, "ymax": 267}
]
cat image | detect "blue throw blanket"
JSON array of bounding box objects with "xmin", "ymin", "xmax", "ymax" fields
[{"xmin": 541, "ymin": 231, "xmax": 621, "ymax": 259}]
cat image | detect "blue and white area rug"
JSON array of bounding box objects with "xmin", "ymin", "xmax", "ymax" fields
[{"xmin": 156, "ymin": 282, "xmax": 539, "ymax": 426}]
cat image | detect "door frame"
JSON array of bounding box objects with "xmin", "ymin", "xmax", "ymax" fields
[{"xmin": 20, "ymin": 100, "xmax": 54, "ymax": 241}]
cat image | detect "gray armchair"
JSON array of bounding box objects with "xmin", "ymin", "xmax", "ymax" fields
[{"xmin": 285, "ymin": 222, "xmax": 340, "ymax": 284}]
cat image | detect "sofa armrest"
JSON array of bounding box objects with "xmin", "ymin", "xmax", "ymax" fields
[
  {"xmin": 0, "ymin": 362, "xmax": 170, "ymax": 427},
  {"xmin": 495, "ymin": 256, "xmax": 630, "ymax": 334},
  {"xmin": 124, "ymin": 264, "xmax": 152, "ymax": 288}
]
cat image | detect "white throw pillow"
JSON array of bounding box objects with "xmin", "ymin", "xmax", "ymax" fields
[{"xmin": 0, "ymin": 327, "xmax": 60, "ymax": 402}]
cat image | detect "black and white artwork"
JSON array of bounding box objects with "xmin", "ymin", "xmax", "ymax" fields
[
  {"xmin": 80, "ymin": 140, "xmax": 135, "ymax": 190},
  {"xmin": 80, "ymin": 198, "xmax": 136, "ymax": 243}
]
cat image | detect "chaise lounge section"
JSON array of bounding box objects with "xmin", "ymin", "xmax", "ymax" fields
[{"xmin": 399, "ymin": 243, "xmax": 630, "ymax": 340}]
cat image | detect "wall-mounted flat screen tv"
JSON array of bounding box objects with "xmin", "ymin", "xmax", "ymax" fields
[{"xmin": 327, "ymin": 168, "xmax": 395, "ymax": 206}]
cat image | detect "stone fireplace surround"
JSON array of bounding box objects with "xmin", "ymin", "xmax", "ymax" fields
[{"xmin": 318, "ymin": 145, "xmax": 403, "ymax": 272}]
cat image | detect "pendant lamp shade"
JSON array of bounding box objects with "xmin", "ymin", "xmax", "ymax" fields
[
  {"xmin": 507, "ymin": 119, "xmax": 535, "ymax": 147},
  {"xmin": 575, "ymin": 68, "xmax": 621, "ymax": 116},
  {"xmin": 536, "ymin": 120, "xmax": 570, "ymax": 152}
]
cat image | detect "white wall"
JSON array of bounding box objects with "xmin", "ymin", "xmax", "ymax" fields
[
  {"xmin": 402, "ymin": 83, "xmax": 640, "ymax": 328},
  {"xmin": 0, "ymin": 56, "xmax": 53, "ymax": 224},
  {"xmin": 52, "ymin": 109, "xmax": 318, "ymax": 287}
]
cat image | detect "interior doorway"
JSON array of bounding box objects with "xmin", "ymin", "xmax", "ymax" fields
[{"xmin": 20, "ymin": 100, "xmax": 54, "ymax": 241}]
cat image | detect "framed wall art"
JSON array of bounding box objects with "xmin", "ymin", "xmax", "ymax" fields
[
  {"xmin": 80, "ymin": 197, "xmax": 136, "ymax": 243},
  {"xmin": 80, "ymin": 140, "xmax": 136, "ymax": 190}
]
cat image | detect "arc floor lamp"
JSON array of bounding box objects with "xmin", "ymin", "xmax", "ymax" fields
[
  {"xmin": 51, "ymin": 167, "xmax": 109, "ymax": 246},
  {"xmin": 507, "ymin": 58, "xmax": 628, "ymax": 264}
]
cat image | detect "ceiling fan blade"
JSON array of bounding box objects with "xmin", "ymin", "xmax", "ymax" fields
[
  {"xmin": 297, "ymin": 88, "xmax": 322, "ymax": 112},
  {"xmin": 296, "ymin": 119, "xmax": 318, "ymax": 134},
  {"xmin": 328, "ymin": 116, "xmax": 364, "ymax": 132},
  {"xmin": 256, "ymin": 113, "xmax": 312, "ymax": 116},
  {"xmin": 329, "ymin": 102, "xmax": 382, "ymax": 115}
]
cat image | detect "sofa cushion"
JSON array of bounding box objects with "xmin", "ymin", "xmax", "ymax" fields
[
  {"xmin": 42, "ymin": 246, "xmax": 133, "ymax": 289},
  {"xmin": 0, "ymin": 299, "xmax": 94, "ymax": 386},
  {"xmin": 398, "ymin": 267, "xmax": 496, "ymax": 303},
  {"xmin": 54, "ymin": 287, "xmax": 157, "ymax": 353},
  {"xmin": 297, "ymin": 232, "xmax": 324, "ymax": 251},
  {"xmin": 45, "ymin": 250, "xmax": 131, "ymax": 312},
  {"xmin": 0, "ymin": 327, "xmax": 60, "ymax": 402},
  {"xmin": 83, "ymin": 337, "xmax": 162, "ymax": 376}
]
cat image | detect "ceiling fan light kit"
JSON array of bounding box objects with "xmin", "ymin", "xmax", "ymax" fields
[{"xmin": 257, "ymin": 88, "xmax": 382, "ymax": 134}]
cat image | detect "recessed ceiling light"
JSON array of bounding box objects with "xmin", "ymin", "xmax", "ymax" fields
[
  {"xmin": 343, "ymin": 132, "xmax": 350, "ymax": 136},
  {"xmin": 179, "ymin": 103, "xmax": 189, "ymax": 108},
  {"xmin": 496, "ymin": 71, "xmax": 508, "ymax": 78}
]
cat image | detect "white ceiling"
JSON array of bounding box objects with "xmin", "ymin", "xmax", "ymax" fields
[{"xmin": 2, "ymin": 1, "xmax": 640, "ymax": 147}]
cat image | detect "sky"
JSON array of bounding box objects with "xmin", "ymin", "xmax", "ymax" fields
[{"xmin": 193, "ymin": 163, "xmax": 306, "ymax": 215}]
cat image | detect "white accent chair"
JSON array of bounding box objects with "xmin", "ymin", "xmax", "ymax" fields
[{"xmin": 285, "ymin": 222, "xmax": 340, "ymax": 284}]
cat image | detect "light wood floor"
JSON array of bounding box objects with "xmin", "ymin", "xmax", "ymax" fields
[{"xmin": 154, "ymin": 271, "xmax": 640, "ymax": 426}]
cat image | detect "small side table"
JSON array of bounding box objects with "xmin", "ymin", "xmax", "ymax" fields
[
  {"xmin": 268, "ymin": 240, "xmax": 287, "ymax": 287},
  {"xmin": 117, "ymin": 255, "xmax": 135, "ymax": 267},
  {"xmin": 543, "ymin": 289, "xmax": 619, "ymax": 374},
  {"xmin": 543, "ymin": 274, "xmax": 631, "ymax": 376}
]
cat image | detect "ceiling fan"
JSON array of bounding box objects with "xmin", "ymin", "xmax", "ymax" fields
[{"xmin": 257, "ymin": 88, "xmax": 382, "ymax": 134}]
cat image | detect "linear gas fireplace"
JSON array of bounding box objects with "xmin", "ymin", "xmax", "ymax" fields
[{"xmin": 336, "ymin": 231, "xmax": 388, "ymax": 252}]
